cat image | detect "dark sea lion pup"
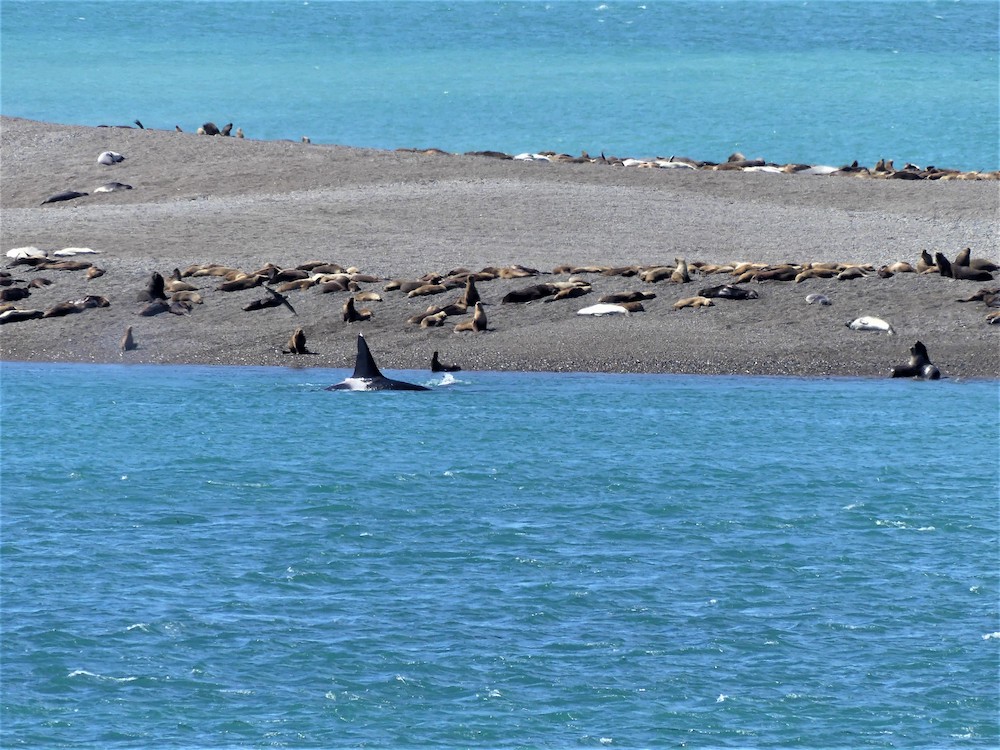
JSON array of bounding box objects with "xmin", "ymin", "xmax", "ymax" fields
[
  {"xmin": 431, "ymin": 351, "xmax": 461, "ymax": 372},
  {"xmin": 890, "ymin": 341, "xmax": 941, "ymax": 380},
  {"xmin": 327, "ymin": 333, "xmax": 429, "ymax": 391}
]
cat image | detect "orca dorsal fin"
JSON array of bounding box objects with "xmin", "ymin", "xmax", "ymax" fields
[{"xmin": 352, "ymin": 333, "xmax": 384, "ymax": 379}]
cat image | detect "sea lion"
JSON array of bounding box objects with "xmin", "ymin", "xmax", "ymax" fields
[
  {"xmin": 0, "ymin": 287, "xmax": 31, "ymax": 302},
  {"xmin": 86, "ymin": 267, "xmax": 105, "ymax": 280},
  {"xmin": 577, "ymin": 303, "xmax": 630, "ymax": 316},
  {"xmin": 5, "ymin": 247, "xmax": 45, "ymax": 260},
  {"xmin": 139, "ymin": 300, "xmax": 171, "ymax": 316},
  {"xmin": 269, "ymin": 267, "xmax": 310, "ymax": 283},
  {"xmin": 837, "ymin": 266, "xmax": 868, "ymax": 280},
  {"xmin": 138, "ymin": 271, "xmax": 167, "ymax": 302},
  {"xmin": 0, "ymin": 308, "xmax": 44, "ymax": 324},
  {"xmin": 936, "ymin": 251, "xmax": 995, "ymax": 281},
  {"xmin": 501, "ymin": 283, "xmax": 557, "ymax": 304},
  {"xmin": 93, "ymin": 181, "xmax": 133, "ymax": 193},
  {"xmin": 599, "ymin": 291, "xmax": 656, "ymax": 304},
  {"xmin": 282, "ymin": 327, "xmax": 313, "ymax": 354},
  {"xmin": 419, "ymin": 311, "xmax": 448, "ymax": 328},
  {"xmin": 640, "ymin": 266, "xmax": 674, "ymax": 283},
  {"xmin": 673, "ymin": 296, "xmax": 714, "ymax": 310},
  {"xmin": 170, "ymin": 291, "xmax": 203, "ymax": 304},
  {"xmin": 453, "ymin": 302, "xmax": 487, "ymax": 332},
  {"xmin": 243, "ymin": 287, "xmax": 297, "ymax": 314},
  {"xmin": 218, "ymin": 274, "xmax": 266, "ymax": 292},
  {"xmin": 671, "ymin": 258, "xmax": 691, "ymax": 284},
  {"xmin": 42, "ymin": 190, "xmax": 87, "ymax": 205},
  {"xmin": 96, "ymin": 151, "xmax": 125, "ymax": 165},
  {"xmin": 460, "ymin": 277, "xmax": 481, "ymax": 307},
  {"xmin": 890, "ymin": 341, "xmax": 940, "ymax": 379},
  {"xmin": 698, "ymin": 284, "xmax": 758, "ymax": 300},
  {"xmin": 806, "ymin": 293, "xmax": 832, "ymax": 305},
  {"xmin": 847, "ymin": 316, "xmax": 895, "ymax": 334},
  {"xmin": 431, "ymin": 351, "xmax": 461, "ymax": 372},
  {"xmin": 407, "ymin": 283, "xmax": 451, "ymax": 298},
  {"xmin": 545, "ymin": 284, "xmax": 591, "ymax": 302},
  {"xmin": 120, "ymin": 326, "xmax": 137, "ymax": 355},
  {"xmin": 342, "ymin": 296, "xmax": 372, "ymax": 322},
  {"xmin": 200, "ymin": 122, "xmax": 221, "ymax": 136}
]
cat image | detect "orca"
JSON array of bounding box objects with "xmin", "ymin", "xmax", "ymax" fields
[{"xmin": 326, "ymin": 333, "xmax": 430, "ymax": 391}]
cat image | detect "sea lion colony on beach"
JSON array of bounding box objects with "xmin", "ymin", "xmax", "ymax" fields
[{"xmin": 1, "ymin": 245, "xmax": 997, "ymax": 377}]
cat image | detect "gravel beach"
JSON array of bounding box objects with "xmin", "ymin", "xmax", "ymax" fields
[{"xmin": 1, "ymin": 116, "xmax": 998, "ymax": 379}]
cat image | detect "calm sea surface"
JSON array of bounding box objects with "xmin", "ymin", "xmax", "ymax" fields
[
  {"xmin": 1, "ymin": 0, "xmax": 997, "ymax": 170},
  {"xmin": 2, "ymin": 2, "xmax": 999, "ymax": 745},
  {"xmin": 1, "ymin": 362, "xmax": 998, "ymax": 748}
]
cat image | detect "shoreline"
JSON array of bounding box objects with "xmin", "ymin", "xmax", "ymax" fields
[{"xmin": 2, "ymin": 117, "xmax": 998, "ymax": 380}]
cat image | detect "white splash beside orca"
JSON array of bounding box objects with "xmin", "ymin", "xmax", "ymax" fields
[{"xmin": 326, "ymin": 333, "xmax": 429, "ymax": 391}]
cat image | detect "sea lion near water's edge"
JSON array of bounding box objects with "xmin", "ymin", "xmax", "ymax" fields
[
  {"xmin": 890, "ymin": 341, "xmax": 940, "ymax": 379},
  {"xmin": 431, "ymin": 351, "xmax": 461, "ymax": 372}
]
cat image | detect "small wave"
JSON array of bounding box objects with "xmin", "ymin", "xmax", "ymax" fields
[
  {"xmin": 125, "ymin": 623, "xmax": 151, "ymax": 632},
  {"xmin": 68, "ymin": 669, "xmax": 138, "ymax": 683},
  {"xmin": 982, "ymin": 632, "xmax": 1000, "ymax": 640}
]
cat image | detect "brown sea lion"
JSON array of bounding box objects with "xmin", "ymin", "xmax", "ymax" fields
[
  {"xmin": 460, "ymin": 276, "xmax": 481, "ymax": 307},
  {"xmin": 501, "ymin": 283, "xmax": 557, "ymax": 304},
  {"xmin": 454, "ymin": 301, "xmax": 487, "ymax": 332},
  {"xmin": 673, "ymin": 296, "xmax": 714, "ymax": 310},
  {"xmin": 282, "ymin": 327, "xmax": 313, "ymax": 354},
  {"xmin": 671, "ymin": 258, "xmax": 691, "ymax": 284}
]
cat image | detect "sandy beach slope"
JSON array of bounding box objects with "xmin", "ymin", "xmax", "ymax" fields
[{"xmin": 1, "ymin": 117, "xmax": 998, "ymax": 379}]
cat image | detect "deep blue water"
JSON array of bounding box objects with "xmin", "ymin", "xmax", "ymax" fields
[
  {"xmin": 1, "ymin": 0, "xmax": 997, "ymax": 170},
  {"xmin": 1, "ymin": 362, "xmax": 998, "ymax": 747}
]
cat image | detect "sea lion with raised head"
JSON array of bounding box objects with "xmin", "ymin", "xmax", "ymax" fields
[
  {"xmin": 454, "ymin": 302, "xmax": 487, "ymax": 332},
  {"xmin": 342, "ymin": 296, "xmax": 373, "ymax": 322},
  {"xmin": 460, "ymin": 276, "xmax": 481, "ymax": 307},
  {"xmin": 890, "ymin": 341, "xmax": 940, "ymax": 379},
  {"xmin": 120, "ymin": 326, "xmax": 137, "ymax": 355},
  {"xmin": 282, "ymin": 327, "xmax": 313, "ymax": 354},
  {"xmin": 431, "ymin": 351, "xmax": 461, "ymax": 372}
]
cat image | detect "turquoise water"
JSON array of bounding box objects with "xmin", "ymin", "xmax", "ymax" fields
[
  {"xmin": 2, "ymin": 362, "xmax": 998, "ymax": 747},
  {"xmin": 1, "ymin": 0, "xmax": 997, "ymax": 170}
]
